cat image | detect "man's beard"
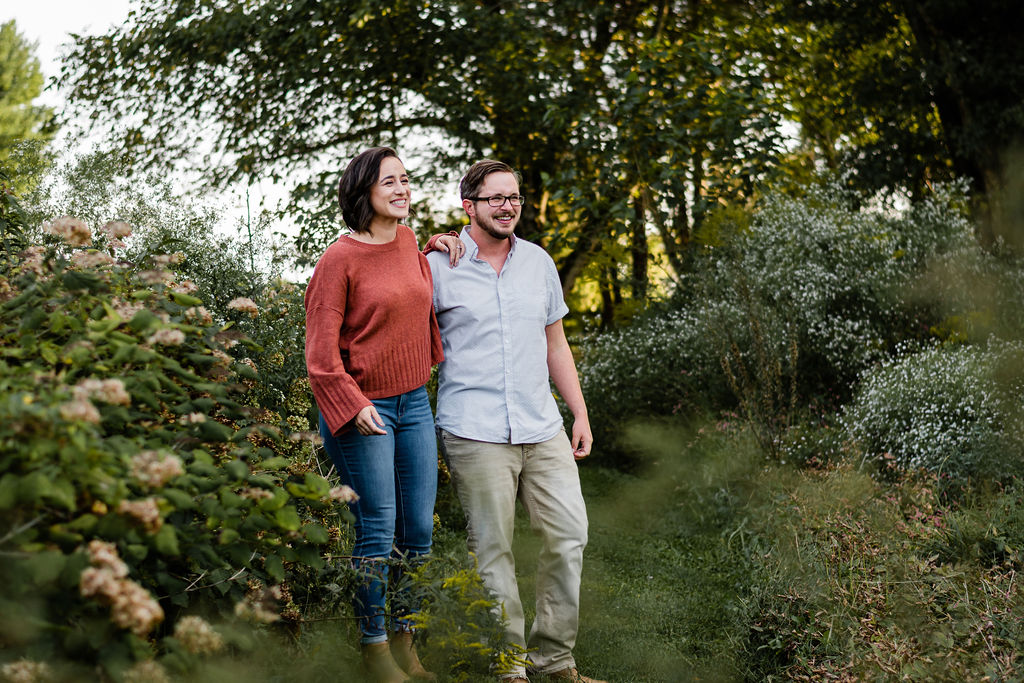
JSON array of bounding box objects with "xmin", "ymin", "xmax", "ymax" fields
[{"xmin": 476, "ymin": 213, "xmax": 516, "ymax": 240}]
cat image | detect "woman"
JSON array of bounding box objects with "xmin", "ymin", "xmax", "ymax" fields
[{"xmin": 304, "ymin": 147, "xmax": 461, "ymax": 682}]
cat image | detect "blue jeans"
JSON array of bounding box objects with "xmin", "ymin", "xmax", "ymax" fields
[{"xmin": 319, "ymin": 385, "xmax": 438, "ymax": 644}]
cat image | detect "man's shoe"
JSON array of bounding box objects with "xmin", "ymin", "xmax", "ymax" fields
[{"xmin": 544, "ymin": 667, "xmax": 607, "ymax": 683}]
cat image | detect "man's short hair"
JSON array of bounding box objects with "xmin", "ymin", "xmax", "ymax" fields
[{"xmin": 460, "ymin": 160, "xmax": 523, "ymax": 200}]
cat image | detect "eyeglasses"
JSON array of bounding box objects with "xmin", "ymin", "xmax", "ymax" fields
[{"xmin": 466, "ymin": 194, "xmax": 525, "ymax": 207}]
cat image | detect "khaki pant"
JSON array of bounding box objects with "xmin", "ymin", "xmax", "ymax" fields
[{"xmin": 439, "ymin": 428, "xmax": 589, "ymax": 678}]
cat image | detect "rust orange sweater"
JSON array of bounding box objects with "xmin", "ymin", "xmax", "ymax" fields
[{"xmin": 304, "ymin": 225, "xmax": 444, "ymax": 435}]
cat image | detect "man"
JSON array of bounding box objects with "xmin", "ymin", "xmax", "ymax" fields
[{"xmin": 426, "ymin": 160, "xmax": 605, "ymax": 683}]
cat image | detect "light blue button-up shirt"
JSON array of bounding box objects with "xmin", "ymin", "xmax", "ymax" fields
[{"xmin": 427, "ymin": 227, "xmax": 569, "ymax": 444}]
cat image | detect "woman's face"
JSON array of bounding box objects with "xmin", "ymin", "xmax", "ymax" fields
[{"xmin": 369, "ymin": 156, "xmax": 411, "ymax": 222}]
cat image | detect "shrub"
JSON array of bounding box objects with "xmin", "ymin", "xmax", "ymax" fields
[
  {"xmin": 841, "ymin": 341, "xmax": 1024, "ymax": 484},
  {"xmin": 0, "ymin": 220, "xmax": 343, "ymax": 678},
  {"xmin": 576, "ymin": 180, "xmax": 975, "ymax": 466}
]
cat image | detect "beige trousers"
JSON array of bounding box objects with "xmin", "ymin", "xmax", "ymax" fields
[{"xmin": 440, "ymin": 428, "xmax": 589, "ymax": 678}]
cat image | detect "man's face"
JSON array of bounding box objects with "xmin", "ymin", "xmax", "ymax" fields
[{"xmin": 465, "ymin": 171, "xmax": 520, "ymax": 240}]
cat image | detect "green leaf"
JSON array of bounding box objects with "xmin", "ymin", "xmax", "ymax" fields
[
  {"xmin": 170, "ymin": 291, "xmax": 204, "ymax": 306},
  {"xmin": 272, "ymin": 506, "xmax": 301, "ymax": 531},
  {"xmin": 128, "ymin": 309, "xmax": 159, "ymax": 331},
  {"xmin": 302, "ymin": 523, "xmax": 330, "ymax": 545},
  {"xmin": 264, "ymin": 553, "xmax": 285, "ymax": 581},
  {"xmin": 154, "ymin": 525, "xmax": 180, "ymax": 555},
  {"xmin": 199, "ymin": 420, "xmax": 234, "ymax": 443},
  {"xmin": 225, "ymin": 459, "xmax": 249, "ymax": 480}
]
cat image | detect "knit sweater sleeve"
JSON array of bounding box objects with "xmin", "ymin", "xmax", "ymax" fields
[{"xmin": 303, "ymin": 246, "xmax": 371, "ymax": 436}]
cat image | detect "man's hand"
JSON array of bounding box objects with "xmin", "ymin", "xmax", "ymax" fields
[
  {"xmin": 354, "ymin": 404, "xmax": 387, "ymax": 435},
  {"xmin": 570, "ymin": 416, "xmax": 593, "ymax": 460}
]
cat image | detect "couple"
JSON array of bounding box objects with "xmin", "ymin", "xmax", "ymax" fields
[{"xmin": 304, "ymin": 148, "xmax": 604, "ymax": 683}]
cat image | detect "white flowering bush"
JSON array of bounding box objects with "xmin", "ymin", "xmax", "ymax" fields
[
  {"xmin": 841, "ymin": 341, "xmax": 1024, "ymax": 483},
  {"xmin": 577, "ymin": 180, "xmax": 975, "ymax": 465},
  {"xmin": 0, "ymin": 219, "xmax": 346, "ymax": 678}
]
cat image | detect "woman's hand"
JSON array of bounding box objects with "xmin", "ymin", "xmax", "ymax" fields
[
  {"xmin": 354, "ymin": 404, "xmax": 387, "ymax": 435},
  {"xmin": 435, "ymin": 234, "xmax": 466, "ymax": 267}
]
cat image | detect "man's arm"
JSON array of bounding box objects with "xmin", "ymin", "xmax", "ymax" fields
[{"xmin": 545, "ymin": 319, "xmax": 593, "ymax": 459}]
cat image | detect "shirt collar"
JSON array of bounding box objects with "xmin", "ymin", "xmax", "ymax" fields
[{"xmin": 460, "ymin": 226, "xmax": 517, "ymax": 261}]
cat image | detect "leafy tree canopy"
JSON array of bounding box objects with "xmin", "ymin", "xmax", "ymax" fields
[{"xmin": 0, "ymin": 20, "xmax": 57, "ymax": 192}]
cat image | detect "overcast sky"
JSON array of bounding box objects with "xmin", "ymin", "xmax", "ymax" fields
[{"xmin": 6, "ymin": 2, "xmax": 134, "ymax": 108}]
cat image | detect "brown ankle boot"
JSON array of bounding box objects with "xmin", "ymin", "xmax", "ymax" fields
[
  {"xmin": 361, "ymin": 641, "xmax": 410, "ymax": 683},
  {"xmin": 389, "ymin": 631, "xmax": 436, "ymax": 681}
]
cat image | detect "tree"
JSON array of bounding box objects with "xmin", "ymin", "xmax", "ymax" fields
[
  {"xmin": 61, "ymin": 0, "xmax": 788, "ymax": 323},
  {"xmin": 763, "ymin": 0, "xmax": 1024, "ymax": 244},
  {"xmin": 0, "ymin": 20, "xmax": 57, "ymax": 192}
]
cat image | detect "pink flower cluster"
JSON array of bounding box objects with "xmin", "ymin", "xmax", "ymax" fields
[
  {"xmin": 130, "ymin": 450, "xmax": 184, "ymax": 489},
  {"xmin": 1, "ymin": 659, "xmax": 52, "ymax": 683},
  {"xmin": 79, "ymin": 540, "xmax": 164, "ymax": 637},
  {"xmin": 71, "ymin": 250, "xmax": 115, "ymax": 269},
  {"xmin": 59, "ymin": 398, "xmax": 101, "ymax": 424}
]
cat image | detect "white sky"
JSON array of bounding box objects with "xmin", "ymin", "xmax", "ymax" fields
[{"xmin": 5, "ymin": 3, "xmax": 463, "ymax": 275}]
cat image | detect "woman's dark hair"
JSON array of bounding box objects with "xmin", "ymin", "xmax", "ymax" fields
[
  {"xmin": 459, "ymin": 159, "xmax": 522, "ymax": 200},
  {"xmin": 338, "ymin": 146, "xmax": 400, "ymax": 233}
]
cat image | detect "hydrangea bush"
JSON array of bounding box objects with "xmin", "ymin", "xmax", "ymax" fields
[{"xmin": 0, "ymin": 216, "xmax": 347, "ymax": 679}]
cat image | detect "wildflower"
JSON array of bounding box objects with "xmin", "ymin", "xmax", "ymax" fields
[
  {"xmin": 211, "ymin": 349, "xmax": 233, "ymax": 366},
  {"xmin": 173, "ymin": 279, "xmax": 199, "ymax": 295},
  {"xmin": 329, "ymin": 485, "xmax": 359, "ymax": 503},
  {"xmin": 122, "ymin": 660, "xmax": 171, "ymax": 683},
  {"xmin": 1, "ymin": 659, "xmax": 52, "ymax": 683},
  {"xmin": 100, "ymin": 220, "xmax": 133, "ymax": 239},
  {"xmin": 44, "ymin": 215, "xmax": 92, "ymax": 247},
  {"xmin": 117, "ymin": 497, "xmax": 163, "ymax": 532},
  {"xmin": 131, "ymin": 451, "xmax": 184, "ymax": 488},
  {"xmin": 147, "ymin": 328, "xmax": 186, "ymax": 346},
  {"xmin": 227, "ymin": 297, "xmax": 259, "ymax": 316},
  {"xmin": 179, "ymin": 412, "xmax": 207, "ymax": 424},
  {"xmin": 59, "ymin": 398, "xmax": 101, "ymax": 424},
  {"xmin": 71, "ymin": 250, "xmax": 115, "ymax": 269},
  {"xmin": 174, "ymin": 616, "xmax": 224, "ymax": 654}
]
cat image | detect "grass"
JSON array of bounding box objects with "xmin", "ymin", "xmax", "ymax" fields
[{"xmin": 178, "ymin": 418, "xmax": 1024, "ymax": 682}]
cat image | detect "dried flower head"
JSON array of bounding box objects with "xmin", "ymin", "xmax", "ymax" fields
[
  {"xmin": 146, "ymin": 328, "xmax": 186, "ymax": 346},
  {"xmin": 74, "ymin": 378, "xmax": 131, "ymax": 406},
  {"xmin": 329, "ymin": 485, "xmax": 359, "ymax": 503},
  {"xmin": 59, "ymin": 398, "xmax": 101, "ymax": 424},
  {"xmin": 122, "ymin": 660, "xmax": 170, "ymax": 683},
  {"xmin": 131, "ymin": 451, "xmax": 184, "ymax": 488},
  {"xmin": 71, "ymin": 250, "xmax": 115, "ymax": 269},
  {"xmin": 227, "ymin": 297, "xmax": 259, "ymax": 316},
  {"xmin": 138, "ymin": 269, "xmax": 173, "ymax": 285},
  {"xmin": 1, "ymin": 659, "xmax": 52, "ymax": 683},
  {"xmin": 100, "ymin": 220, "xmax": 133, "ymax": 239},
  {"xmin": 184, "ymin": 306, "xmax": 213, "ymax": 325},
  {"xmin": 174, "ymin": 616, "xmax": 224, "ymax": 655},
  {"xmin": 172, "ymin": 279, "xmax": 198, "ymax": 295},
  {"xmin": 44, "ymin": 215, "xmax": 92, "ymax": 247},
  {"xmin": 117, "ymin": 497, "xmax": 163, "ymax": 533}
]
